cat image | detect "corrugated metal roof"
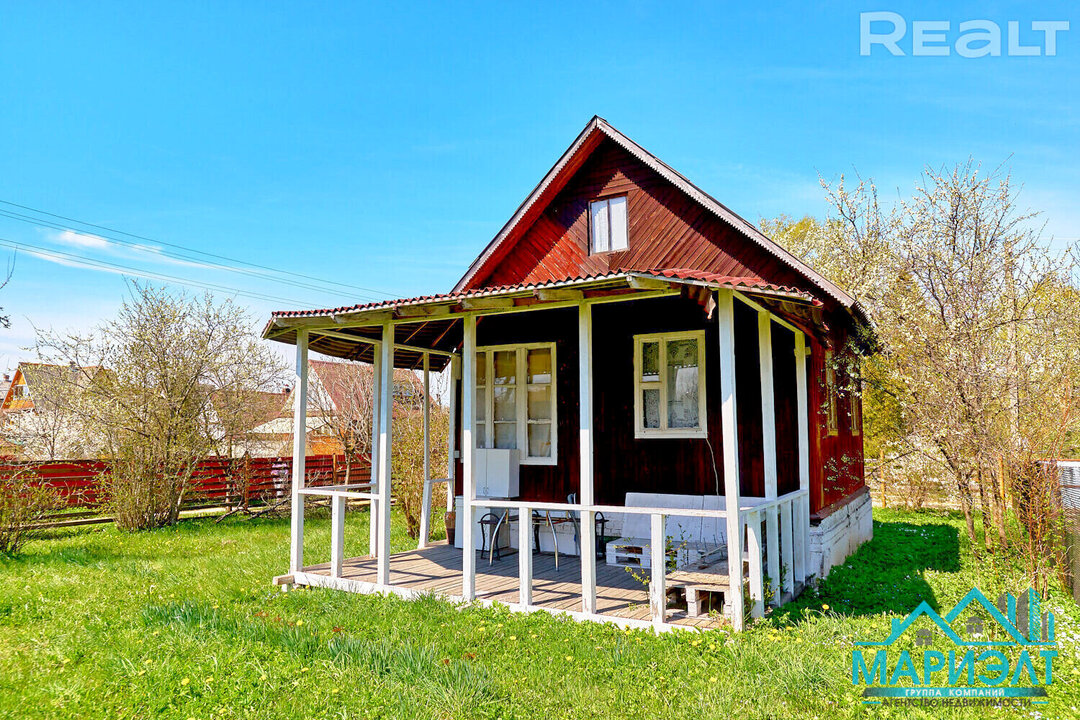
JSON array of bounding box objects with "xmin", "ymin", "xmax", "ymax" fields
[{"xmin": 266, "ymin": 270, "xmax": 813, "ymax": 325}]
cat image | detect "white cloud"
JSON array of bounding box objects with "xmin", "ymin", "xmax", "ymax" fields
[{"xmin": 52, "ymin": 229, "xmax": 111, "ymax": 250}]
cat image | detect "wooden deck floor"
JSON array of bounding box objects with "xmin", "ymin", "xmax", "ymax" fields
[{"xmin": 299, "ymin": 541, "xmax": 727, "ymax": 629}]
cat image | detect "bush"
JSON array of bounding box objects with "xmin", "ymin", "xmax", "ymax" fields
[{"xmin": 0, "ymin": 474, "xmax": 62, "ymax": 554}]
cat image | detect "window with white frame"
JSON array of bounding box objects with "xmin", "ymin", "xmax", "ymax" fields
[
  {"xmin": 589, "ymin": 196, "xmax": 628, "ymax": 254},
  {"xmin": 633, "ymin": 331, "xmax": 707, "ymax": 438},
  {"xmin": 474, "ymin": 343, "xmax": 556, "ymax": 463}
]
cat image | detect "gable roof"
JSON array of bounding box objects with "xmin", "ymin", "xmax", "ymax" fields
[
  {"xmin": 452, "ymin": 116, "xmax": 857, "ymax": 311},
  {"xmin": 2, "ymin": 362, "xmax": 109, "ymax": 412}
]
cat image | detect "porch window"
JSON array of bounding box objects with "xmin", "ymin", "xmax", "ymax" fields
[
  {"xmin": 589, "ymin": 196, "xmax": 628, "ymax": 253},
  {"xmin": 633, "ymin": 331, "xmax": 707, "ymax": 439},
  {"xmin": 474, "ymin": 343, "xmax": 557, "ymax": 464}
]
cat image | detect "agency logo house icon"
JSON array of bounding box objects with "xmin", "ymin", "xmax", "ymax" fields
[{"xmin": 852, "ymin": 588, "xmax": 1057, "ymax": 703}]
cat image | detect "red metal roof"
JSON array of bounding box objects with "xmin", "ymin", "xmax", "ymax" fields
[{"xmin": 267, "ymin": 270, "xmax": 814, "ymax": 323}]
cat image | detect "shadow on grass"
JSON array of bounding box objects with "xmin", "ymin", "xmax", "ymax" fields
[{"xmin": 772, "ymin": 519, "xmax": 960, "ymax": 623}]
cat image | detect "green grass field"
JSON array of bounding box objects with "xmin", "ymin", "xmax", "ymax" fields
[{"xmin": 1, "ymin": 506, "xmax": 1077, "ymax": 719}]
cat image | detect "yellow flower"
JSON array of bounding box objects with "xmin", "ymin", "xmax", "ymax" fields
[
  {"xmin": 565, "ymin": 655, "xmax": 573, "ymax": 662},
  {"xmin": 296, "ymin": 619, "xmax": 304, "ymax": 626},
  {"xmin": 509, "ymin": 635, "xmax": 517, "ymax": 641},
  {"xmin": 260, "ymin": 674, "xmax": 268, "ymax": 681},
  {"xmin": 181, "ymin": 677, "xmax": 190, "ymax": 686},
  {"xmin": 709, "ymin": 676, "xmax": 718, "ymax": 683},
  {"xmin": 331, "ymin": 688, "xmax": 340, "ymax": 695},
  {"xmin": 822, "ymin": 604, "xmax": 830, "ymax": 611},
  {"xmin": 205, "ymin": 675, "xmax": 214, "ymax": 683},
  {"xmin": 301, "ymin": 667, "xmax": 309, "ymax": 673},
  {"xmin": 144, "ymin": 659, "xmax": 152, "ymax": 665}
]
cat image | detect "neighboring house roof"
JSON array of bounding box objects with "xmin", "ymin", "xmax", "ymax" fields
[
  {"xmin": 310, "ymin": 359, "xmax": 424, "ymax": 411},
  {"xmin": 1, "ymin": 362, "xmax": 109, "ymax": 413},
  {"xmin": 451, "ymin": 116, "xmax": 858, "ymax": 309}
]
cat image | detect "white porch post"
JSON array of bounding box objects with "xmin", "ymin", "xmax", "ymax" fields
[
  {"xmin": 717, "ymin": 290, "xmax": 745, "ymax": 630},
  {"xmin": 461, "ymin": 315, "xmax": 477, "ymax": 601},
  {"xmin": 447, "ymin": 355, "xmax": 459, "ymax": 514},
  {"xmin": 578, "ymin": 302, "xmax": 597, "ymax": 615},
  {"xmin": 376, "ymin": 324, "xmax": 394, "ymax": 586},
  {"xmin": 758, "ymin": 311, "xmax": 780, "ymax": 606},
  {"xmin": 289, "ymin": 329, "xmax": 309, "ymax": 574},
  {"xmin": 417, "ymin": 353, "xmax": 433, "ymax": 549},
  {"xmin": 649, "ymin": 513, "xmax": 666, "ymax": 626},
  {"xmin": 369, "ymin": 344, "xmax": 381, "ymax": 558},
  {"xmin": 794, "ymin": 331, "xmax": 811, "ymax": 584},
  {"xmin": 330, "ymin": 495, "xmax": 345, "ymax": 577}
]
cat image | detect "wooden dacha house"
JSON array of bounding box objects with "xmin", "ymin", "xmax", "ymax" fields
[{"xmin": 264, "ymin": 117, "xmax": 872, "ymax": 630}]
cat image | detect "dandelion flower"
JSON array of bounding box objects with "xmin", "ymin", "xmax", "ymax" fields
[
  {"xmin": 822, "ymin": 604, "xmax": 830, "ymax": 611},
  {"xmin": 181, "ymin": 677, "xmax": 190, "ymax": 686},
  {"xmin": 296, "ymin": 619, "xmax": 304, "ymax": 626},
  {"xmin": 565, "ymin": 655, "xmax": 573, "ymax": 662}
]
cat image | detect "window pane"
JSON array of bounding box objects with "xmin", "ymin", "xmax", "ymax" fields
[
  {"xmin": 475, "ymin": 424, "xmax": 486, "ymax": 449},
  {"xmin": 527, "ymin": 347, "xmax": 552, "ymax": 384},
  {"xmin": 528, "ymin": 423, "xmax": 552, "ymax": 458},
  {"xmin": 475, "ymin": 352, "xmax": 486, "ymax": 385},
  {"xmin": 590, "ymin": 200, "xmax": 609, "ymax": 253},
  {"xmin": 494, "ymin": 422, "xmax": 517, "ymax": 449},
  {"xmin": 667, "ymin": 339, "xmax": 700, "ymax": 429},
  {"xmin": 608, "ymin": 196, "xmax": 627, "ymax": 250},
  {"xmin": 642, "ymin": 341, "xmax": 660, "ymax": 382},
  {"xmin": 493, "ymin": 350, "xmax": 516, "ymax": 385},
  {"xmin": 643, "ymin": 388, "xmax": 661, "ymax": 429},
  {"xmin": 527, "ymin": 386, "xmax": 551, "ymax": 420},
  {"xmin": 494, "ymin": 387, "xmax": 516, "ymax": 421},
  {"xmin": 475, "ymin": 387, "xmax": 486, "ymax": 422}
]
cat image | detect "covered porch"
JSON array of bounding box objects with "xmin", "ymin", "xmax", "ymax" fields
[{"xmin": 265, "ymin": 271, "xmax": 817, "ymax": 631}]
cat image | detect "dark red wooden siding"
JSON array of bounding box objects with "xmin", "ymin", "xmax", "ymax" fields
[{"xmin": 469, "ymin": 138, "xmax": 817, "ymax": 299}]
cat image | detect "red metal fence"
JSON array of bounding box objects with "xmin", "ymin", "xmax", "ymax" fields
[{"xmin": 0, "ymin": 454, "xmax": 371, "ymax": 518}]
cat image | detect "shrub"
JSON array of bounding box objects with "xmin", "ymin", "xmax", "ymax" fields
[{"xmin": 0, "ymin": 474, "xmax": 62, "ymax": 554}]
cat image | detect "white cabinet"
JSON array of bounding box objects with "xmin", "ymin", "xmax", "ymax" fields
[{"xmin": 474, "ymin": 448, "xmax": 520, "ymax": 498}]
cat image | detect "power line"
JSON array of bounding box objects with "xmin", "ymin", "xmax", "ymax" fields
[
  {"xmin": 0, "ymin": 207, "xmax": 367, "ymax": 303},
  {"xmin": 0, "ymin": 236, "xmax": 316, "ymax": 306},
  {"xmin": 0, "ymin": 198, "xmax": 401, "ymax": 300}
]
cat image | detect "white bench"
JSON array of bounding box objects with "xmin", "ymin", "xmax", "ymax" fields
[{"xmin": 605, "ymin": 493, "xmax": 729, "ymax": 569}]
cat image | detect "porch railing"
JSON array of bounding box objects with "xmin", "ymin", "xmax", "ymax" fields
[{"xmin": 296, "ymin": 484, "xmax": 808, "ymax": 628}]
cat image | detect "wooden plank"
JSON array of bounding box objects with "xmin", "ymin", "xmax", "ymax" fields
[
  {"xmin": 376, "ymin": 323, "xmax": 394, "ymax": 585},
  {"xmin": 794, "ymin": 331, "xmax": 810, "ymax": 583},
  {"xmin": 717, "ymin": 290, "xmax": 745, "ymax": 630},
  {"xmin": 290, "ymin": 329, "xmax": 309, "ymax": 574},
  {"xmin": 780, "ymin": 498, "xmax": 795, "ymax": 595},
  {"xmin": 461, "ymin": 314, "xmax": 478, "ymax": 601},
  {"xmin": 578, "ymin": 302, "xmax": 597, "ymax": 614},
  {"xmin": 747, "ymin": 510, "xmax": 764, "ymax": 618},
  {"xmin": 330, "ymin": 495, "xmax": 346, "ymax": 578}
]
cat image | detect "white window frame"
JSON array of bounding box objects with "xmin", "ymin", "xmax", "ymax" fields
[
  {"xmin": 589, "ymin": 196, "xmax": 628, "ymax": 254},
  {"xmin": 633, "ymin": 330, "xmax": 708, "ymax": 439},
  {"xmin": 474, "ymin": 341, "xmax": 557, "ymax": 465}
]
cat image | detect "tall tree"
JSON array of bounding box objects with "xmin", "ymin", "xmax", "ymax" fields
[{"xmin": 35, "ymin": 283, "xmax": 285, "ymax": 530}]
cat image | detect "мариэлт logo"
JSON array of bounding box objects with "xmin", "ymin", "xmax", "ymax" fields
[{"xmin": 852, "ymin": 588, "xmax": 1056, "ymax": 706}]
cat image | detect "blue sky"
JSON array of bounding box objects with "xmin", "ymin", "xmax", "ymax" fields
[{"xmin": 0, "ymin": 1, "xmax": 1076, "ymax": 369}]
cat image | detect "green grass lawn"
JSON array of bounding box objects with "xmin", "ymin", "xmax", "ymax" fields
[{"xmin": 1, "ymin": 506, "xmax": 1078, "ymax": 720}]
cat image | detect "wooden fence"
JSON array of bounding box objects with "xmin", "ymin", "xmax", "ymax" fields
[{"xmin": 0, "ymin": 454, "xmax": 371, "ymax": 525}]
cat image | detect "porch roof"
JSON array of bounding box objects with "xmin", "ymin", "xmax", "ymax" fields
[{"xmin": 262, "ymin": 269, "xmax": 818, "ymax": 369}]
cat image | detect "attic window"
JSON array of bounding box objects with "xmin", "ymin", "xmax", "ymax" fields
[{"xmin": 589, "ymin": 197, "xmax": 628, "ymax": 253}]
